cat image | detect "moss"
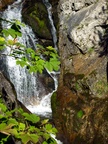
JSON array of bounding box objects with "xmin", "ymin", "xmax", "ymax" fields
[
  {"xmin": 51, "ymin": 92, "xmax": 57, "ymax": 114},
  {"xmin": 22, "ymin": 2, "xmax": 52, "ymax": 39},
  {"xmin": 89, "ymin": 70, "xmax": 97, "ymax": 76},
  {"xmin": 88, "ymin": 47, "xmax": 94, "ymax": 53},
  {"xmin": 63, "ymin": 115, "xmax": 67, "ymax": 123},
  {"xmin": 75, "ymin": 74, "xmax": 85, "ymax": 80},
  {"xmin": 65, "ymin": 109, "xmax": 70, "ymax": 115},
  {"xmin": 94, "ymin": 79, "xmax": 108, "ymax": 96}
]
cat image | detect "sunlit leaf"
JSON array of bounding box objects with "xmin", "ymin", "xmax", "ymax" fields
[
  {"xmin": 22, "ymin": 113, "xmax": 40, "ymax": 123},
  {"xmin": 41, "ymin": 119, "xmax": 49, "ymax": 125},
  {"xmin": 0, "ymin": 103, "xmax": 7, "ymax": 112},
  {"xmin": 19, "ymin": 123, "xmax": 25, "ymax": 131},
  {"xmin": 0, "ymin": 36, "xmax": 5, "ymax": 42},
  {"xmin": 77, "ymin": 110, "xmax": 84, "ymax": 118},
  {"xmin": 8, "ymin": 118, "xmax": 18, "ymax": 125}
]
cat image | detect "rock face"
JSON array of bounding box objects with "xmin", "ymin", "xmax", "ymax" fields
[
  {"xmin": 0, "ymin": 0, "xmax": 15, "ymax": 11},
  {"xmin": 22, "ymin": 0, "xmax": 53, "ymax": 47},
  {"xmin": 51, "ymin": 0, "xmax": 108, "ymax": 143},
  {"xmin": 0, "ymin": 71, "xmax": 18, "ymax": 110}
]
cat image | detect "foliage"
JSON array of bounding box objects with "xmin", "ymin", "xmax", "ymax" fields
[
  {"xmin": 0, "ymin": 97, "xmax": 58, "ymax": 144},
  {"xmin": 0, "ymin": 19, "xmax": 60, "ymax": 143},
  {"xmin": 0, "ymin": 20, "xmax": 60, "ymax": 73},
  {"xmin": 77, "ymin": 110, "xmax": 84, "ymax": 118}
]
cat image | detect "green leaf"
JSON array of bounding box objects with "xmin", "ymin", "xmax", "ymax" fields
[
  {"xmin": 0, "ymin": 114, "xmax": 5, "ymax": 119},
  {"xmin": 0, "ymin": 123, "xmax": 7, "ymax": 131},
  {"xmin": 7, "ymin": 28, "xmax": 16, "ymax": 38},
  {"xmin": 16, "ymin": 59, "xmax": 27, "ymax": 67},
  {"xmin": 28, "ymin": 126, "xmax": 37, "ymax": 133},
  {"xmin": 2, "ymin": 29, "xmax": 9, "ymax": 37},
  {"xmin": 41, "ymin": 119, "xmax": 49, "ymax": 125},
  {"xmin": 20, "ymin": 134, "xmax": 30, "ymax": 144},
  {"xmin": 22, "ymin": 113, "xmax": 40, "ymax": 123},
  {"xmin": 43, "ymin": 133, "xmax": 50, "ymax": 140},
  {"xmin": 20, "ymin": 133, "xmax": 39, "ymax": 144},
  {"xmin": 46, "ymin": 46, "xmax": 56, "ymax": 52},
  {"xmin": 26, "ymin": 48, "xmax": 35, "ymax": 54},
  {"xmin": 19, "ymin": 123, "xmax": 25, "ymax": 131},
  {"xmin": 0, "ymin": 103, "xmax": 7, "ymax": 112},
  {"xmin": 0, "ymin": 36, "xmax": 5, "ymax": 42},
  {"xmin": 7, "ymin": 39, "xmax": 14, "ymax": 45},
  {"xmin": 45, "ymin": 124, "xmax": 52, "ymax": 131},
  {"xmin": 0, "ymin": 123, "xmax": 16, "ymax": 135},
  {"xmin": 45, "ymin": 62, "xmax": 53, "ymax": 72},
  {"xmin": 29, "ymin": 134, "xmax": 39, "ymax": 143},
  {"xmin": 42, "ymin": 141, "xmax": 48, "ymax": 144},
  {"xmin": 8, "ymin": 118, "xmax": 18, "ymax": 125},
  {"xmin": 15, "ymin": 31, "xmax": 22, "ymax": 37},
  {"xmin": 29, "ymin": 65, "xmax": 38, "ymax": 73},
  {"xmin": 0, "ymin": 45, "xmax": 5, "ymax": 50},
  {"xmin": 77, "ymin": 110, "xmax": 84, "ymax": 118},
  {"xmin": 36, "ymin": 44, "xmax": 44, "ymax": 49}
]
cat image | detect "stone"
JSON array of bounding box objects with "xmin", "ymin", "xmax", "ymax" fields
[
  {"xmin": 51, "ymin": 0, "xmax": 108, "ymax": 143},
  {"xmin": 0, "ymin": 71, "xmax": 18, "ymax": 110},
  {"xmin": 0, "ymin": 0, "xmax": 15, "ymax": 11},
  {"xmin": 58, "ymin": 0, "xmax": 108, "ymax": 97},
  {"xmin": 22, "ymin": 0, "xmax": 53, "ymax": 46}
]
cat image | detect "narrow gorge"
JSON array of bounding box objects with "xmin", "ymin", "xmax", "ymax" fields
[{"xmin": 0, "ymin": 0, "xmax": 108, "ymax": 144}]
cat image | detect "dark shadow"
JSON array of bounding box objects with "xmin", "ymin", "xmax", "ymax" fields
[{"xmin": 95, "ymin": 23, "xmax": 108, "ymax": 82}]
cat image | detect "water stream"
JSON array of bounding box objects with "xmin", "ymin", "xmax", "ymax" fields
[
  {"xmin": 1, "ymin": 1, "xmax": 62, "ymax": 143},
  {"xmin": 1, "ymin": 0, "xmax": 57, "ymax": 117}
]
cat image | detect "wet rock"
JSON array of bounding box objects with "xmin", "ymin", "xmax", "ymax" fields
[
  {"xmin": 0, "ymin": 71, "xmax": 30, "ymax": 113},
  {"xmin": 22, "ymin": 0, "xmax": 53, "ymax": 45},
  {"xmin": 52, "ymin": 86, "xmax": 108, "ymax": 144},
  {"xmin": 0, "ymin": 71, "xmax": 18, "ymax": 110},
  {"xmin": 58, "ymin": 0, "xmax": 108, "ymax": 97},
  {"xmin": 51, "ymin": 0, "xmax": 108, "ymax": 143},
  {"xmin": 0, "ymin": 0, "xmax": 15, "ymax": 11}
]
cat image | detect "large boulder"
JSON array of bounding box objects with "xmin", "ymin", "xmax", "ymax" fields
[
  {"xmin": 58, "ymin": 0, "xmax": 108, "ymax": 97},
  {"xmin": 22, "ymin": 0, "xmax": 53, "ymax": 46},
  {"xmin": 52, "ymin": 0, "xmax": 108, "ymax": 143},
  {"xmin": 0, "ymin": 71, "xmax": 18, "ymax": 110},
  {"xmin": 0, "ymin": 71, "xmax": 30, "ymax": 114}
]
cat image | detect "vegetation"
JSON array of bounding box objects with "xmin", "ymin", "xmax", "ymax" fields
[
  {"xmin": 0, "ymin": 19, "xmax": 60, "ymax": 143},
  {"xmin": 0, "ymin": 96, "xmax": 57, "ymax": 144},
  {"xmin": 0, "ymin": 19, "xmax": 60, "ymax": 73}
]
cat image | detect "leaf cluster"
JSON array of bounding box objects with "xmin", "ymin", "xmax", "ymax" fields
[
  {"xmin": 0, "ymin": 20, "xmax": 60, "ymax": 73},
  {"xmin": 0, "ymin": 97, "xmax": 57, "ymax": 144}
]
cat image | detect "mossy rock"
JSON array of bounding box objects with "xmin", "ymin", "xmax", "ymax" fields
[
  {"xmin": 51, "ymin": 91, "xmax": 57, "ymax": 114},
  {"xmin": 22, "ymin": 1, "xmax": 52, "ymax": 40}
]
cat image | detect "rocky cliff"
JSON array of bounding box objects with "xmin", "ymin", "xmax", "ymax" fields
[
  {"xmin": 51, "ymin": 0, "xmax": 108, "ymax": 143},
  {"xmin": 1, "ymin": 0, "xmax": 108, "ymax": 143}
]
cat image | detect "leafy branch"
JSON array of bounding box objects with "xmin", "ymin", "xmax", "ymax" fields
[
  {"xmin": 0, "ymin": 20, "xmax": 60, "ymax": 73},
  {"xmin": 0, "ymin": 97, "xmax": 57, "ymax": 144}
]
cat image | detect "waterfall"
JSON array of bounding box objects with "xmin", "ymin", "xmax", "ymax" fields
[
  {"xmin": 0, "ymin": 0, "xmax": 56, "ymax": 117},
  {"xmin": 0, "ymin": 1, "xmax": 63, "ymax": 143},
  {"xmin": 42, "ymin": 0, "xmax": 57, "ymax": 49},
  {"xmin": 1, "ymin": 0, "xmax": 42, "ymax": 106}
]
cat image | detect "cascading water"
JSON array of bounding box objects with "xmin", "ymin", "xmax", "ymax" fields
[
  {"xmin": 42, "ymin": 0, "xmax": 57, "ymax": 49},
  {"xmin": 1, "ymin": 0, "xmax": 59, "ymax": 117},
  {"xmin": 1, "ymin": 0, "xmax": 43, "ymax": 107},
  {"xmin": 0, "ymin": 0, "xmax": 63, "ymax": 143}
]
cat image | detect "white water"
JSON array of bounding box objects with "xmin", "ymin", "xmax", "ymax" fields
[
  {"xmin": 1, "ymin": 0, "xmax": 40, "ymax": 105},
  {"xmin": 1, "ymin": 1, "xmax": 63, "ymax": 143},
  {"xmin": 43, "ymin": 0, "xmax": 57, "ymax": 49},
  {"xmin": 1, "ymin": 0, "xmax": 58, "ymax": 117}
]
